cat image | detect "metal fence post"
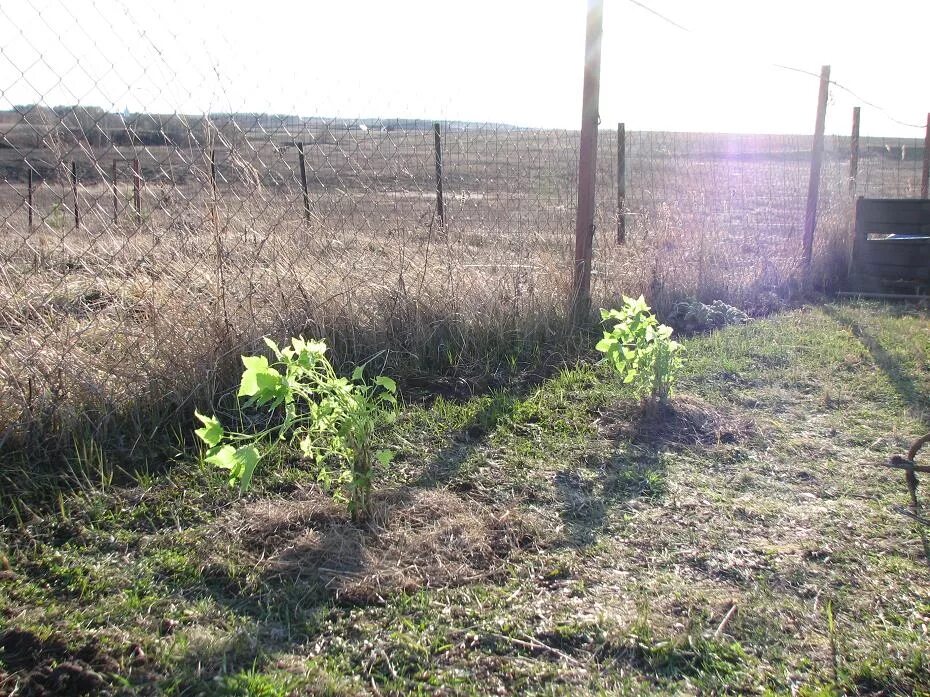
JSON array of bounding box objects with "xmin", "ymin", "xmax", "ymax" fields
[
  {"xmin": 132, "ymin": 157, "xmax": 142, "ymax": 224},
  {"xmin": 849, "ymin": 106, "xmax": 860, "ymax": 195},
  {"xmin": 27, "ymin": 168, "xmax": 33, "ymax": 233},
  {"xmin": 71, "ymin": 161, "xmax": 79, "ymax": 229},
  {"xmin": 922, "ymin": 112, "xmax": 930, "ymax": 199},
  {"xmin": 209, "ymin": 149, "xmax": 218, "ymax": 227},
  {"xmin": 617, "ymin": 122, "xmax": 626, "ymax": 244},
  {"xmin": 571, "ymin": 0, "xmax": 604, "ymax": 322},
  {"xmin": 802, "ymin": 64, "xmax": 830, "ymax": 268},
  {"xmin": 433, "ymin": 122, "xmax": 445, "ymax": 228},
  {"xmin": 297, "ymin": 141, "xmax": 310, "ymax": 223}
]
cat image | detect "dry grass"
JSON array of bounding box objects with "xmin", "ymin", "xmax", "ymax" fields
[
  {"xmin": 0, "ymin": 122, "xmax": 923, "ymax": 477},
  {"xmin": 211, "ymin": 486, "xmax": 550, "ymax": 603}
]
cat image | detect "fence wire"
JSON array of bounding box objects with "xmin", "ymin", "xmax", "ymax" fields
[{"xmin": 0, "ymin": 3, "xmax": 925, "ymax": 461}]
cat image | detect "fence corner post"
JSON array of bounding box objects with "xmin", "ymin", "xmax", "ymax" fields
[{"xmin": 571, "ymin": 0, "xmax": 604, "ymax": 324}]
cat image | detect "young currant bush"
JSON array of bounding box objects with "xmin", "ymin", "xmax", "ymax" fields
[
  {"xmin": 595, "ymin": 295, "xmax": 683, "ymax": 401},
  {"xmin": 194, "ymin": 337, "xmax": 397, "ymax": 520}
]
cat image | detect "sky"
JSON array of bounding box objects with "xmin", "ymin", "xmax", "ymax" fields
[{"xmin": 0, "ymin": 0, "xmax": 927, "ymax": 137}]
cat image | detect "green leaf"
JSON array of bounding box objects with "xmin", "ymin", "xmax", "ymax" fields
[
  {"xmin": 375, "ymin": 449, "xmax": 394, "ymax": 467},
  {"xmin": 235, "ymin": 446, "xmax": 260, "ymax": 493},
  {"xmin": 352, "ymin": 366, "xmax": 364, "ymax": 381},
  {"xmin": 375, "ymin": 376, "xmax": 397, "ymax": 393},
  {"xmin": 205, "ymin": 444, "xmax": 238, "ymax": 471},
  {"xmin": 595, "ymin": 337, "xmax": 615, "ymax": 353},
  {"xmin": 194, "ymin": 410, "xmax": 223, "ymax": 448},
  {"xmin": 262, "ymin": 336, "xmax": 282, "ymax": 358}
]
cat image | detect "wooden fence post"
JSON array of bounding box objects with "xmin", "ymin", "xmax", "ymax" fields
[
  {"xmin": 132, "ymin": 158, "xmax": 142, "ymax": 224},
  {"xmin": 802, "ymin": 64, "xmax": 830, "ymax": 268},
  {"xmin": 849, "ymin": 106, "xmax": 860, "ymax": 195},
  {"xmin": 571, "ymin": 0, "xmax": 604, "ymax": 322},
  {"xmin": 71, "ymin": 161, "xmax": 79, "ymax": 230},
  {"xmin": 297, "ymin": 141, "xmax": 310, "ymax": 223},
  {"xmin": 922, "ymin": 112, "xmax": 930, "ymax": 199},
  {"xmin": 433, "ymin": 122, "xmax": 445, "ymax": 228},
  {"xmin": 616, "ymin": 122, "xmax": 626, "ymax": 244},
  {"xmin": 27, "ymin": 168, "xmax": 33, "ymax": 233}
]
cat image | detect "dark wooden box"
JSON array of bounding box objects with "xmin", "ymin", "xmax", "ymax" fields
[{"xmin": 849, "ymin": 198, "xmax": 930, "ymax": 294}]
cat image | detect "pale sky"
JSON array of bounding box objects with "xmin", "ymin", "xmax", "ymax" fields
[{"xmin": 0, "ymin": 0, "xmax": 927, "ymax": 137}]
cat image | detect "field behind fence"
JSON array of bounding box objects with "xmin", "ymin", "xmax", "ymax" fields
[{"xmin": 1, "ymin": 107, "xmax": 926, "ymax": 469}]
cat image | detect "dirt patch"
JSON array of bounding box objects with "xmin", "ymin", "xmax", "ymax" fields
[
  {"xmin": 595, "ymin": 395, "xmax": 754, "ymax": 447},
  {"xmin": 0, "ymin": 629, "xmax": 123, "ymax": 696},
  {"xmin": 214, "ymin": 486, "xmax": 551, "ymax": 603}
]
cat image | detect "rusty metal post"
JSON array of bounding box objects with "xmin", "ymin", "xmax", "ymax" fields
[
  {"xmin": 71, "ymin": 161, "xmax": 79, "ymax": 229},
  {"xmin": 803, "ymin": 65, "xmax": 830, "ymax": 268},
  {"xmin": 849, "ymin": 106, "xmax": 860, "ymax": 195},
  {"xmin": 433, "ymin": 122, "xmax": 445, "ymax": 228},
  {"xmin": 209, "ymin": 149, "xmax": 218, "ymax": 227},
  {"xmin": 27, "ymin": 168, "xmax": 33, "ymax": 233},
  {"xmin": 111, "ymin": 159, "xmax": 119, "ymax": 223},
  {"xmin": 132, "ymin": 158, "xmax": 142, "ymax": 224},
  {"xmin": 616, "ymin": 122, "xmax": 626, "ymax": 244},
  {"xmin": 297, "ymin": 141, "xmax": 310, "ymax": 223},
  {"xmin": 571, "ymin": 0, "xmax": 604, "ymax": 322},
  {"xmin": 922, "ymin": 112, "xmax": 930, "ymax": 199}
]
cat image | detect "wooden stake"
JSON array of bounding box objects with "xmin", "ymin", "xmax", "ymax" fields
[
  {"xmin": 433, "ymin": 122, "xmax": 445, "ymax": 228},
  {"xmin": 571, "ymin": 0, "xmax": 604, "ymax": 322},
  {"xmin": 802, "ymin": 65, "xmax": 830, "ymax": 268},
  {"xmin": 617, "ymin": 122, "xmax": 626, "ymax": 244},
  {"xmin": 922, "ymin": 112, "xmax": 930, "ymax": 199},
  {"xmin": 849, "ymin": 106, "xmax": 860, "ymax": 195}
]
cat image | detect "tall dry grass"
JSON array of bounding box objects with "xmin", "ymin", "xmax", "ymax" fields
[{"xmin": 0, "ymin": 123, "xmax": 922, "ymax": 493}]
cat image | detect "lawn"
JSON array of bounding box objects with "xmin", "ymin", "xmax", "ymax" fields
[{"xmin": 1, "ymin": 301, "xmax": 929, "ymax": 696}]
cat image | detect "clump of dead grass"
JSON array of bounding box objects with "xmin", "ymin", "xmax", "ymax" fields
[
  {"xmin": 595, "ymin": 394, "xmax": 755, "ymax": 447},
  {"xmin": 212, "ymin": 486, "xmax": 551, "ymax": 602}
]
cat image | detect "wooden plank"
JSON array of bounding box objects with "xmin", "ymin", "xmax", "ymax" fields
[
  {"xmin": 859, "ymin": 244, "xmax": 930, "ymax": 266},
  {"xmin": 858, "ymin": 198, "xmax": 930, "ymax": 220},
  {"xmin": 861, "ymin": 222, "xmax": 930, "ymax": 235},
  {"xmin": 853, "ymin": 263, "xmax": 930, "ymax": 280}
]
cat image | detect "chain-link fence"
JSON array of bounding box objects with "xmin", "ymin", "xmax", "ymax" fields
[{"xmin": 0, "ymin": 3, "xmax": 926, "ymax": 466}]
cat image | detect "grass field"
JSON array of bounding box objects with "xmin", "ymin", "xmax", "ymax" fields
[{"xmin": 2, "ymin": 300, "xmax": 929, "ymax": 695}]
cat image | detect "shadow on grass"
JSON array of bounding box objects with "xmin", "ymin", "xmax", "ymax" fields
[
  {"xmin": 823, "ymin": 304, "xmax": 929, "ymax": 422},
  {"xmin": 555, "ymin": 448, "xmax": 666, "ymax": 546}
]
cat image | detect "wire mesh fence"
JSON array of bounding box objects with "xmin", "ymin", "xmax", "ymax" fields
[{"xmin": 0, "ymin": 3, "xmax": 927, "ymax": 465}]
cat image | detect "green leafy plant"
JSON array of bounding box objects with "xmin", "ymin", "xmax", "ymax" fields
[
  {"xmin": 194, "ymin": 337, "xmax": 397, "ymax": 520},
  {"xmin": 595, "ymin": 295, "xmax": 683, "ymax": 401}
]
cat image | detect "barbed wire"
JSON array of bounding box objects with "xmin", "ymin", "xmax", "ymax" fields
[{"xmin": 625, "ymin": 0, "xmax": 926, "ymax": 130}]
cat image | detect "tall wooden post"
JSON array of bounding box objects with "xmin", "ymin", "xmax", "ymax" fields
[
  {"xmin": 71, "ymin": 161, "xmax": 79, "ymax": 229},
  {"xmin": 571, "ymin": 0, "xmax": 604, "ymax": 322},
  {"xmin": 297, "ymin": 141, "xmax": 310, "ymax": 223},
  {"xmin": 802, "ymin": 64, "xmax": 830, "ymax": 268},
  {"xmin": 921, "ymin": 112, "xmax": 930, "ymax": 199},
  {"xmin": 132, "ymin": 158, "xmax": 142, "ymax": 224},
  {"xmin": 433, "ymin": 122, "xmax": 445, "ymax": 227},
  {"xmin": 27, "ymin": 168, "xmax": 33, "ymax": 233},
  {"xmin": 616, "ymin": 122, "xmax": 626, "ymax": 244},
  {"xmin": 849, "ymin": 107, "xmax": 860, "ymax": 195}
]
